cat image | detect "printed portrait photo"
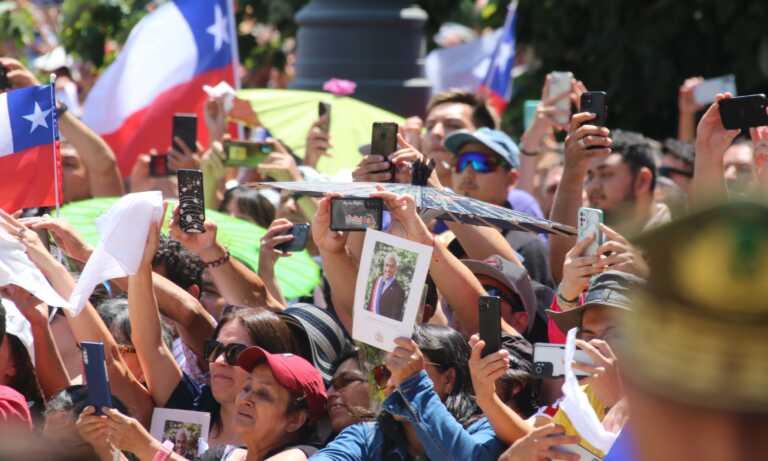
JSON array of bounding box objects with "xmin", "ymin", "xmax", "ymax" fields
[{"xmin": 363, "ymin": 242, "xmax": 418, "ymax": 322}]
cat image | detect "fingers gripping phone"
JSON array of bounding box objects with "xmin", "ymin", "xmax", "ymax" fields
[
  {"xmin": 578, "ymin": 207, "xmax": 604, "ymax": 257},
  {"xmin": 275, "ymin": 223, "xmax": 310, "ymax": 252},
  {"xmin": 330, "ymin": 197, "xmax": 384, "ymax": 231},
  {"xmin": 548, "ymin": 71, "xmax": 573, "ymax": 125},
  {"xmin": 177, "ymin": 169, "xmax": 205, "ymax": 233},
  {"xmin": 370, "ymin": 122, "xmax": 398, "ymax": 181},
  {"xmin": 479, "ymin": 296, "xmax": 502, "ymax": 357},
  {"xmin": 533, "ymin": 343, "xmax": 594, "ymax": 378},
  {"xmin": 223, "ymin": 140, "xmax": 274, "ymax": 167},
  {"xmin": 719, "ymin": 94, "xmax": 768, "ymax": 130},
  {"xmin": 318, "ymin": 102, "xmax": 331, "ymax": 133},
  {"xmin": 172, "ymin": 113, "xmax": 197, "ymax": 153},
  {"xmin": 580, "ymin": 91, "xmax": 608, "ymax": 127},
  {"xmin": 81, "ymin": 341, "xmax": 113, "ymax": 415}
]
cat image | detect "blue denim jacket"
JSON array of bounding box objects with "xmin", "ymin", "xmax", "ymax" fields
[{"xmin": 310, "ymin": 370, "xmax": 503, "ymax": 461}]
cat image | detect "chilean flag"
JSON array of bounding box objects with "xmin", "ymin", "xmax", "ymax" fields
[
  {"xmin": 82, "ymin": 0, "xmax": 238, "ymax": 176},
  {"xmin": 0, "ymin": 85, "xmax": 62, "ymax": 212},
  {"xmin": 478, "ymin": 4, "xmax": 517, "ymax": 114}
]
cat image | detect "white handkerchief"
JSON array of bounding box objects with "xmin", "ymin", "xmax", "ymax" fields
[
  {"xmin": 202, "ymin": 81, "xmax": 236, "ymax": 112},
  {"xmin": 560, "ymin": 327, "xmax": 618, "ymax": 454},
  {"xmin": 0, "ymin": 228, "xmax": 70, "ymax": 309},
  {"xmin": 1, "ymin": 298, "xmax": 34, "ymax": 364},
  {"xmin": 68, "ymin": 191, "xmax": 163, "ymax": 314}
]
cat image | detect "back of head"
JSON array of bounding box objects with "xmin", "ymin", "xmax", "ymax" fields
[
  {"xmin": 46, "ymin": 385, "xmax": 129, "ymax": 418},
  {"xmin": 610, "ymin": 129, "xmax": 659, "ymax": 191},
  {"xmin": 215, "ymin": 305, "xmax": 297, "ymax": 354},
  {"xmin": 152, "ymin": 237, "xmax": 204, "ymax": 291},
  {"xmin": 426, "ymin": 89, "xmax": 498, "ymax": 130}
]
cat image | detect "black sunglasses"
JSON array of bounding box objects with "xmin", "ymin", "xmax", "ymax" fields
[{"xmin": 204, "ymin": 340, "xmax": 248, "ymax": 366}]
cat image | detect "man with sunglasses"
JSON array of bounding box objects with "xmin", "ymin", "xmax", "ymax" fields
[{"xmin": 445, "ymin": 128, "xmax": 555, "ymax": 288}]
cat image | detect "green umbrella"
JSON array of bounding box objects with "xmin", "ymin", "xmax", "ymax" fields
[
  {"xmin": 237, "ymin": 89, "xmax": 405, "ymax": 176},
  {"xmin": 60, "ymin": 197, "xmax": 321, "ymax": 300}
]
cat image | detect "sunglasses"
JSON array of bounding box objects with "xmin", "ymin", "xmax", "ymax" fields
[
  {"xmin": 455, "ymin": 152, "xmax": 505, "ymax": 174},
  {"xmin": 329, "ymin": 372, "xmax": 367, "ymax": 391},
  {"xmin": 204, "ymin": 340, "xmax": 248, "ymax": 366}
]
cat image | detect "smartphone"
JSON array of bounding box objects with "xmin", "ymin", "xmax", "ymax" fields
[
  {"xmin": 222, "ymin": 140, "xmax": 273, "ymax": 167},
  {"xmin": 552, "ymin": 443, "xmax": 603, "ymax": 461},
  {"xmin": 330, "ymin": 197, "xmax": 384, "ymax": 231},
  {"xmin": 533, "ymin": 343, "xmax": 594, "ymax": 378},
  {"xmin": 548, "ymin": 71, "xmax": 573, "ymax": 125},
  {"xmin": 693, "ymin": 74, "xmax": 737, "ymax": 106},
  {"xmin": 81, "ymin": 341, "xmax": 112, "ymax": 415},
  {"xmin": 149, "ymin": 154, "xmax": 170, "ymax": 176},
  {"xmin": 580, "ymin": 91, "xmax": 608, "ymax": 127},
  {"xmin": 370, "ymin": 122, "xmax": 399, "ymax": 181},
  {"xmin": 275, "ymin": 223, "xmax": 310, "ymax": 253},
  {"xmin": 0, "ymin": 65, "xmax": 9, "ymax": 91},
  {"xmin": 172, "ymin": 113, "xmax": 197, "ymax": 153},
  {"xmin": 318, "ymin": 101, "xmax": 331, "ymax": 133},
  {"xmin": 478, "ymin": 296, "xmax": 502, "ymax": 357},
  {"xmin": 719, "ymin": 94, "xmax": 768, "ymax": 130},
  {"xmin": 523, "ymin": 100, "xmax": 540, "ymax": 130},
  {"xmin": 578, "ymin": 207, "xmax": 603, "ymax": 257},
  {"xmin": 177, "ymin": 169, "xmax": 205, "ymax": 233}
]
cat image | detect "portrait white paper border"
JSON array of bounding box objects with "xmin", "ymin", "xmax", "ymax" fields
[{"xmin": 149, "ymin": 408, "xmax": 211, "ymax": 456}]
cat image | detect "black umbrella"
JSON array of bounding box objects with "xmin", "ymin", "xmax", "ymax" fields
[{"xmin": 253, "ymin": 181, "xmax": 576, "ymax": 236}]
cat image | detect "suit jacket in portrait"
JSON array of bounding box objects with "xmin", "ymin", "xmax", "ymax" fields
[{"xmin": 368, "ymin": 276, "xmax": 407, "ymax": 321}]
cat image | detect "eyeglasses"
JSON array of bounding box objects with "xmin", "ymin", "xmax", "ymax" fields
[
  {"xmin": 329, "ymin": 373, "xmax": 367, "ymax": 391},
  {"xmin": 454, "ymin": 152, "xmax": 505, "ymax": 174},
  {"xmin": 204, "ymin": 340, "xmax": 248, "ymax": 366}
]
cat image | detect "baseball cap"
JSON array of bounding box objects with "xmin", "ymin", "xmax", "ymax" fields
[
  {"xmin": 621, "ymin": 200, "xmax": 768, "ymax": 412},
  {"xmin": 547, "ymin": 270, "xmax": 643, "ymax": 333},
  {"xmin": 444, "ymin": 128, "xmax": 521, "ymax": 169},
  {"xmin": 237, "ymin": 346, "xmax": 327, "ymax": 420},
  {"xmin": 462, "ymin": 255, "xmax": 538, "ymax": 332},
  {"xmin": 279, "ymin": 304, "xmax": 351, "ymax": 386}
]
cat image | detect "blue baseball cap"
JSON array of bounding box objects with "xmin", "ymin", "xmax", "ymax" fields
[{"xmin": 444, "ymin": 127, "xmax": 520, "ymax": 169}]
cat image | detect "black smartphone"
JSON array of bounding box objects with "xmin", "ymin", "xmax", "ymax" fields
[
  {"xmin": 81, "ymin": 341, "xmax": 112, "ymax": 415},
  {"xmin": 0, "ymin": 66, "xmax": 9, "ymax": 91},
  {"xmin": 370, "ymin": 122, "xmax": 398, "ymax": 181},
  {"xmin": 222, "ymin": 140, "xmax": 274, "ymax": 167},
  {"xmin": 177, "ymin": 169, "xmax": 205, "ymax": 233},
  {"xmin": 172, "ymin": 113, "xmax": 197, "ymax": 152},
  {"xmin": 318, "ymin": 102, "xmax": 331, "ymax": 133},
  {"xmin": 330, "ymin": 197, "xmax": 384, "ymax": 231},
  {"xmin": 580, "ymin": 91, "xmax": 608, "ymax": 127},
  {"xmin": 149, "ymin": 154, "xmax": 170, "ymax": 176},
  {"xmin": 719, "ymin": 94, "xmax": 768, "ymax": 129},
  {"xmin": 479, "ymin": 296, "xmax": 501, "ymax": 357},
  {"xmin": 275, "ymin": 223, "xmax": 310, "ymax": 252}
]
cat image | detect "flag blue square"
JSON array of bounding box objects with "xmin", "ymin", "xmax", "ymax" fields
[
  {"xmin": 175, "ymin": 0, "xmax": 234, "ymax": 76},
  {"xmin": 8, "ymin": 85, "xmax": 57, "ymax": 153}
]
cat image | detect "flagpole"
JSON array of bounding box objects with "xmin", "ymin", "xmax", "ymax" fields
[{"xmin": 48, "ymin": 74, "xmax": 61, "ymax": 219}]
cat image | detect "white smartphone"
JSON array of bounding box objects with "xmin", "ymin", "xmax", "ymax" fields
[
  {"xmin": 548, "ymin": 71, "xmax": 573, "ymax": 125},
  {"xmin": 552, "ymin": 444, "xmax": 603, "ymax": 461},
  {"xmin": 693, "ymin": 74, "xmax": 737, "ymax": 106},
  {"xmin": 578, "ymin": 207, "xmax": 604, "ymax": 256},
  {"xmin": 533, "ymin": 343, "xmax": 594, "ymax": 378}
]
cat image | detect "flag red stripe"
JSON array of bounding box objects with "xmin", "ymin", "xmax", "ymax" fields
[
  {"xmin": 99, "ymin": 66, "xmax": 235, "ymax": 176},
  {"xmin": 0, "ymin": 142, "xmax": 62, "ymax": 212}
]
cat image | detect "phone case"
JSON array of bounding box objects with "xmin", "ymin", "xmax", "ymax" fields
[
  {"xmin": 578, "ymin": 207, "xmax": 604, "ymax": 256},
  {"xmin": 548, "ymin": 72, "xmax": 573, "ymax": 125},
  {"xmin": 223, "ymin": 140, "xmax": 273, "ymax": 167},
  {"xmin": 330, "ymin": 198, "xmax": 383, "ymax": 231},
  {"xmin": 276, "ymin": 224, "xmax": 310, "ymax": 252},
  {"xmin": 177, "ymin": 169, "xmax": 205, "ymax": 233},
  {"xmin": 81, "ymin": 341, "xmax": 112, "ymax": 415},
  {"xmin": 533, "ymin": 343, "xmax": 593, "ymax": 378},
  {"xmin": 318, "ymin": 102, "xmax": 331, "ymax": 132},
  {"xmin": 580, "ymin": 92, "xmax": 608, "ymax": 127},
  {"xmin": 479, "ymin": 296, "xmax": 502, "ymax": 357},
  {"xmin": 719, "ymin": 94, "xmax": 768, "ymax": 130},
  {"xmin": 523, "ymin": 100, "xmax": 540, "ymax": 130},
  {"xmin": 172, "ymin": 113, "xmax": 197, "ymax": 152}
]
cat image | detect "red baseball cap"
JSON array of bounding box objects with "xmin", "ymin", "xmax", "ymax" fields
[{"xmin": 237, "ymin": 347, "xmax": 327, "ymax": 420}]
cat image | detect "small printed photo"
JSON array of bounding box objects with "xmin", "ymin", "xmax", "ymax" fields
[
  {"xmin": 150, "ymin": 408, "xmax": 211, "ymax": 461},
  {"xmin": 330, "ymin": 198, "xmax": 383, "ymax": 231},
  {"xmin": 353, "ymin": 229, "xmax": 433, "ymax": 351}
]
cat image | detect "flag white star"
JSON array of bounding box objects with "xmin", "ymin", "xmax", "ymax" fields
[
  {"xmin": 22, "ymin": 102, "xmax": 53, "ymax": 134},
  {"xmin": 495, "ymin": 42, "xmax": 513, "ymax": 71},
  {"xmin": 206, "ymin": 4, "xmax": 229, "ymax": 52}
]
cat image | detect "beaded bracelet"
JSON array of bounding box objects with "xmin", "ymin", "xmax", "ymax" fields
[{"xmin": 203, "ymin": 249, "xmax": 230, "ymax": 268}]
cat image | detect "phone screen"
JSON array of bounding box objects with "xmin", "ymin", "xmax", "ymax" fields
[
  {"xmin": 172, "ymin": 113, "xmax": 197, "ymax": 153},
  {"xmin": 330, "ymin": 198, "xmax": 384, "ymax": 231}
]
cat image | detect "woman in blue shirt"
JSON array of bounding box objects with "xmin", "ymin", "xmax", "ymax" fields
[{"xmin": 312, "ymin": 325, "xmax": 504, "ymax": 461}]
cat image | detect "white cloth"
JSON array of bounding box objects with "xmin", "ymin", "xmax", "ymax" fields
[
  {"xmin": 69, "ymin": 191, "xmax": 164, "ymax": 314},
  {"xmin": 560, "ymin": 327, "xmax": 618, "ymax": 453},
  {"xmin": 1, "ymin": 299, "xmax": 34, "ymax": 364},
  {"xmin": 424, "ymin": 29, "xmax": 502, "ymax": 95},
  {"xmin": 202, "ymin": 81, "xmax": 236, "ymax": 112},
  {"xmin": 0, "ymin": 227, "xmax": 71, "ymax": 310}
]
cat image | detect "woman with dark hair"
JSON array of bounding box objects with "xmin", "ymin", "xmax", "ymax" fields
[
  {"xmin": 326, "ymin": 345, "xmax": 376, "ymax": 434},
  {"xmin": 1, "ymin": 334, "xmax": 45, "ymax": 424},
  {"xmin": 220, "ymin": 186, "xmax": 276, "ymax": 229},
  {"xmin": 311, "ymin": 325, "xmax": 504, "ymax": 461},
  {"xmin": 128, "ymin": 221, "xmax": 297, "ymax": 449}
]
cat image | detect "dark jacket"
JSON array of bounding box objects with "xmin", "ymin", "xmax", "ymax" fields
[{"xmin": 370, "ymin": 277, "xmax": 406, "ymax": 321}]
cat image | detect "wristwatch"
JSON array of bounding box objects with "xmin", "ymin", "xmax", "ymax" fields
[{"xmin": 55, "ymin": 100, "xmax": 68, "ymax": 117}]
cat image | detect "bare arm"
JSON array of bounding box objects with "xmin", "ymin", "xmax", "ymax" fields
[
  {"xmin": 60, "ymin": 112, "xmax": 125, "ymax": 197},
  {"xmin": 692, "ymin": 94, "xmax": 740, "ymax": 207},
  {"xmin": 444, "ymin": 222, "xmax": 522, "ymax": 265},
  {"xmin": 677, "ymin": 77, "xmax": 704, "ymax": 142}
]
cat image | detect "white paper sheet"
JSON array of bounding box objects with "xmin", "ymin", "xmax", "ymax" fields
[
  {"xmin": 68, "ymin": 191, "xmax": 163, "ymax": 314},
  {"xmin": 560, "ymin": 327, "xmax": 618, "ymax": 454},
  {"xmin": 0, "ymin": 227, "xmax": 71, "ymax": 309},
  {"xmin": 1, "ymin": 299, "xmax": 34, "ymax": 364}
]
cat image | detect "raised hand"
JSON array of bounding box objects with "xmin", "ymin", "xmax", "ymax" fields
[
  {"xmin": 0, "ymin": 208, "xmax": 55, "ymax": 269},
  {"xmin": 169, "ymin": 203, "xmax": 218, "ymax": 258},
  {"xmin": 560, "ymin": 234, "xmax": 602, "ymax": 302},
  {"xmin": 385, "ymin": 337, "xmax": 425, "ymax": 387},
  {"xmin": 168, "ymin": 137, "xmax": 203, "ymax": 171},
  {"xmin": 311, "ymin": 193, "xmax": 348, "ymax": 255},
  {"xmin": 678, "ymin": 76, "xmax": 705, "ymax": 116},
  {"xmin": 21, "ymin": 215, "xmax": 93, "ymax": 262},
  {"xmin": 572, "ymin": 339, "xmax": 622, "ymax": 408},
  {"xmin": 0, "ymin": 57, "xmax": 40, "ymax": 89},
  {"xmin": 304, "ymin": 116, "xmax": 333, "ymax": 169},
  {"xmin": 369, "ymin": 189, "xmax": 432, "ymax": 245},
  {"xmin": 468, "ymin": 334, "xmax": 510, "ymax": 404},
  {"xmin": 257, "ymin": 138, "xmax": 303, "ymax": 182},
  {"xmin": 563, "ymin": 113, "xmax": 612, "ymax": 170},
  {"xmin": 497, "ymin": 423, "xmax": 580, "ymax": 461},
  {"xmin": 596, "ymin": 224, "xmax": 649, "ymax": 278},
  {"xmin": 695, "ymin": 93, "xmax": 740, "ymax": 163}
]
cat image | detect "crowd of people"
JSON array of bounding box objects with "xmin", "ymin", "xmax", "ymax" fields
[{"xmin": 1, "ymin": 5, "xmax": 768, "ymax": 461}]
